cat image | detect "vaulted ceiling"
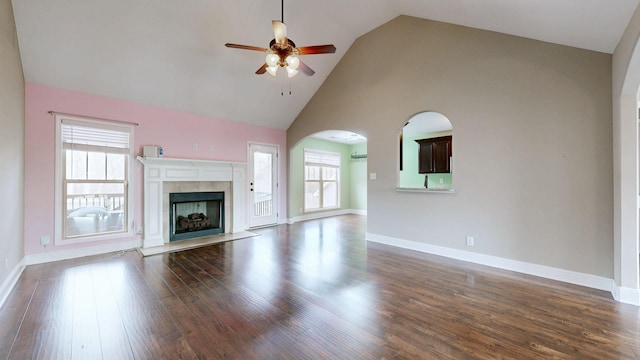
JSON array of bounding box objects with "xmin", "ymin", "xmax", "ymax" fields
[{"xmin": 11, "ymin": 0, "xmax": 639, "ymax": 129}]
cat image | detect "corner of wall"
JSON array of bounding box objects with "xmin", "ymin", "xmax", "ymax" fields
[
  {"xmin": 612, "ymin": 284, "xmax": 640, "ymax": 306},
  {"xmin": 0, "ymin": 258, "xmax": 26, "ymax": 310}
]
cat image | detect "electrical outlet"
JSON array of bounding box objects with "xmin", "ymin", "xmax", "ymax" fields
[
  {"xmin": 40, "ymin": 236, "xmax": 50, "ymax": 246},
  {"xmin": 192, "ymin": 143, "xmax": 198, "ymax": 150},
  {"xmin": 136, "ymin": 227, "xmax": 143, "ymax": 235},
  {"xmin": 4, "ymin": 258, "xmax": 8, "ymax": 269},
  {"xmin": 440, "ymin": 178, "xmax": 444, "ymax": 184},
  {"xmin": 209, "ymin": 145, "xmax": 215, "ymax": 151},
  {"xmin": 466, "ymin": 236, "xmax": 475, "ymax": 247}
]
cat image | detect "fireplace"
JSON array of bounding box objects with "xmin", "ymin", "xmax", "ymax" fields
[
  {"xmin": 169, "ymin": 191, "xmax": 224, "ymax": 241},
  {"xmin": 137, "ymin": 156, "xmax": 247, "ymax": 249}
]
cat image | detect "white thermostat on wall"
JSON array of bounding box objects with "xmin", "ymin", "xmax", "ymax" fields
[{"xmin": 143, "ymin": 145, "xmax": 163, "ymax": 157}]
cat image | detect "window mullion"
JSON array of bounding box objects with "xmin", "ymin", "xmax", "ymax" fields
[
  {"xmin": 85, "ymin": 150, "xmax": 89, "ymax": 180},
  {"xmin": 104, "ymin": 152, "xmax": 107, "ymax": 180},
  {"xmin": 62, "ymin": 152, "xmax": 69, "ymax": 237},
  {"xmin": 123, "ymin": 155, "xmax": 129, "ymax": 228},
  {"xmin": 319, "ymin": 165, "xmax": 324, "ymax": 208}
]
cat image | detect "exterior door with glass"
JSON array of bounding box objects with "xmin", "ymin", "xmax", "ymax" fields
[{"xmin": 248, "ymin": 143, "xmax": 278, "ymax": 228}]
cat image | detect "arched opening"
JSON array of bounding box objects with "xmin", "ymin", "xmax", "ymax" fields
[
  {"xmin": 288, "ymin": 130, "xmax": 367, "ymax": 222},
  {"xmin": 398, "ymin": 111, "xmax": 453, "ymax": 190},
  {"xmin": 613, "ymin": 20, "xmax": 640, "ymax": 304}
]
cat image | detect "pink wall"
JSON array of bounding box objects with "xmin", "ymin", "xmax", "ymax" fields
[{"xmin": 24, "ymin": 83, "xmax": 287, "ymax": 255}]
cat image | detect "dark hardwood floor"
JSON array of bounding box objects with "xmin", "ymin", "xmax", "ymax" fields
[{"xmin": 1, "ymin": 214, "xmax": 639, "ymax": 359}]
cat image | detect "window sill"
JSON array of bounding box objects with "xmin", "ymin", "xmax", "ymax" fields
[
  {"xmin": 56, "ymin": 230, "xmax": 133, "ymax": 246},
  {"xmin": 395, "ymin": 187, "xmax": 456, "ymax": 194},
  {"xmin": 303, "ymin": 206, "xmax": 341, "ymax": 214}
]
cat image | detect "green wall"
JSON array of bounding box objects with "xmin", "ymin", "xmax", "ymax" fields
[
  {"xmin": 399, "ymin": 131, "xmax": 452, "ymax": 189},
  {"xmin": 289, "ymin": 137, "xmax": 367, "ymax": 219},
  {"xmin": 349, "ymin": 142, "xmax": 367, "ymax": 210}
]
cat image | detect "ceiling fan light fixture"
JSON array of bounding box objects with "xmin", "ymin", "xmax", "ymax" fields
[
  {"xmin": 266, "ymin": 65, "xmax": 278, "ymax": 76},
  {"xmin": 285, "ymin": 54, "xmax": 300, "ymax": 70},
  {"xmin": 286, "ymin": 67, "xmax": 299, "ymax": 78},
  {"xmin": 265, "ymin": 52, "xmax": 279, "ymax": 67}
]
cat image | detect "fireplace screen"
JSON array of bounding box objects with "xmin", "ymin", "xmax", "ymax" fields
[{"xmin": 169, "ymin": 191, "xmax": 224, "ymax": 241}]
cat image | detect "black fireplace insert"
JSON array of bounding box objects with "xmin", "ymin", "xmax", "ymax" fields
[{"xmin": 169, "ymin": 191, "xmax": 224, "ymax": 241}]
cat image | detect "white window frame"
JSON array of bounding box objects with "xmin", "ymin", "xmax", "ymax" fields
[
  {"xmin": 303, "ymin": 148, "xmax": 341, "ymax": 212},
  {"xmin": 54, "ymin": 115, "xmax": 134, "ymax": 244}
]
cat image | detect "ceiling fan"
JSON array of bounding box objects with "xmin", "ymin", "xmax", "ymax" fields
[{"xmin": 225, "ymin": 0, "xmax": 336, "ymax": 78}]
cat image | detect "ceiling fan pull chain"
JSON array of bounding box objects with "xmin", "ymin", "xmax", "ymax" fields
[{"xmin": 281, "ymin": 0, "xmax": 284, "ymax": 23}]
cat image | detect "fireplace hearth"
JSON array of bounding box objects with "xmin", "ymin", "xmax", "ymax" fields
[{"xmin": 170, "ymin": 191, "xmax": 224, "ymax": 241}]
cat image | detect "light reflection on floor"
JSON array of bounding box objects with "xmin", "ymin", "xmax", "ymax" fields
[{"xmin": 243, "ymin": 216, "xmax": 378, "ymax": 350}]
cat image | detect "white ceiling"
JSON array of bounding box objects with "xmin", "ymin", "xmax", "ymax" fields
[
  {"xmin": 11, "ymin": 0, "xmax": 639, "ymax": 130},
  {"xmin": 312, "ymin": 130, "xmax": 368, "ymax": 145},
  {"xmin": 403, "ymin": 112, "xmax": 453, "ymax": 137}
]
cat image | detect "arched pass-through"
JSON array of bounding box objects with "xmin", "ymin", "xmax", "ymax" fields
[{"xmin": 398, "ymin": 111, "xmax": 453, "ymax": 192}]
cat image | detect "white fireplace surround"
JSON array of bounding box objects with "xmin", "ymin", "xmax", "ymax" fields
[{"xmin": 137, "ymin": 156, "xmax": 247, "ymax": 248}]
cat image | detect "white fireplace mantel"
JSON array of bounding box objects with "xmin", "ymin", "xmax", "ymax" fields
[{"xmin": 137, "ymin": 156, "xmax": 247, "ymax": 248}]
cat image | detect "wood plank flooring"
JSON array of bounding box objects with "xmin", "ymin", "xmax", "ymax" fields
[{"xmin": 1, "ymin": 214, "xmax": 639, "ymax": 359}]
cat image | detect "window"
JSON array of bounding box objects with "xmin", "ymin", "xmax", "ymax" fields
[
  {"xmin": 304, "ymin": 149, "xmax": 340, "ymax": 211},
  {"xmin": 55, "ymin": 115, "xmax": 134, "ymax": 242}
]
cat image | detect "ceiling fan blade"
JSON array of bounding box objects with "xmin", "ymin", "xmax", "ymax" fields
[
  {"xmin": 297, "ymin": 44, "xmax": 336, "ymax": 55},
  {"xmin": 256, "ymin": 63, "xmax": 268, "ymax": 75},
  {"xmin": 225, "ymin": 43, "xmax": 268, "ymax": 52},
  {"xmin": 298, "ymin": 60, "xmax": 315, "ymax": 76},
  {"xmin": 273, "ymin": 20, "xmax": 287, "ymax": 45}
]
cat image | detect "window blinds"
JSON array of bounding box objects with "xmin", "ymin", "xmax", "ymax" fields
[
  {"xmin": 304, "ymin": 149, "xmax": 341, "ymax": 166},
  {"xmin": 61, "ymin": 118, "xmax": 132, "ymax": 154}
]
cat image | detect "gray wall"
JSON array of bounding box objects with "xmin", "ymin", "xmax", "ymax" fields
[
  {"xmin": 612, "ymin": 4, "xmax": 640, "ymax": 293},
  {"xmin": 0, "ymin": 0, "xmax": 25, "ymax": 289},
  {"xmin": 287, "ymin": 16, "xmax": 613, "ymax": 277}
]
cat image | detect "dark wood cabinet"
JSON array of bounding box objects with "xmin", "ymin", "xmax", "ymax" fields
[{"xmin": 415, "ymin": 136, "xmax": 452, "ymax": 174}]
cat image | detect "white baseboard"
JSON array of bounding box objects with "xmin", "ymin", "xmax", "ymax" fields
[
  {"xmin": 0, "ymin": 258, "xmax": 26, "ymax": 310},
  {"xmin": 366, "ymin": 232, "xmax": 615, "ymax": 295},
  {"xmin": 25, "ymin": 241, "xmax": 136, "ymax": 266},
  {"xmin": 141, "ymin": 236, "xmax": 164, "ymax": 249},
  {"xmin": 287, "ymin": 209, "xmax": 367, "ymax": 224},
  {"xmin": 612, "ymin": 285, "xmax": 640, "ymax": 306}
]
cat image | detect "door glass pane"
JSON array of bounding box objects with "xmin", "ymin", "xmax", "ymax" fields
[{"xmin": 253, "ymin": 152, "xmax": 273, "ymax": 217}]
